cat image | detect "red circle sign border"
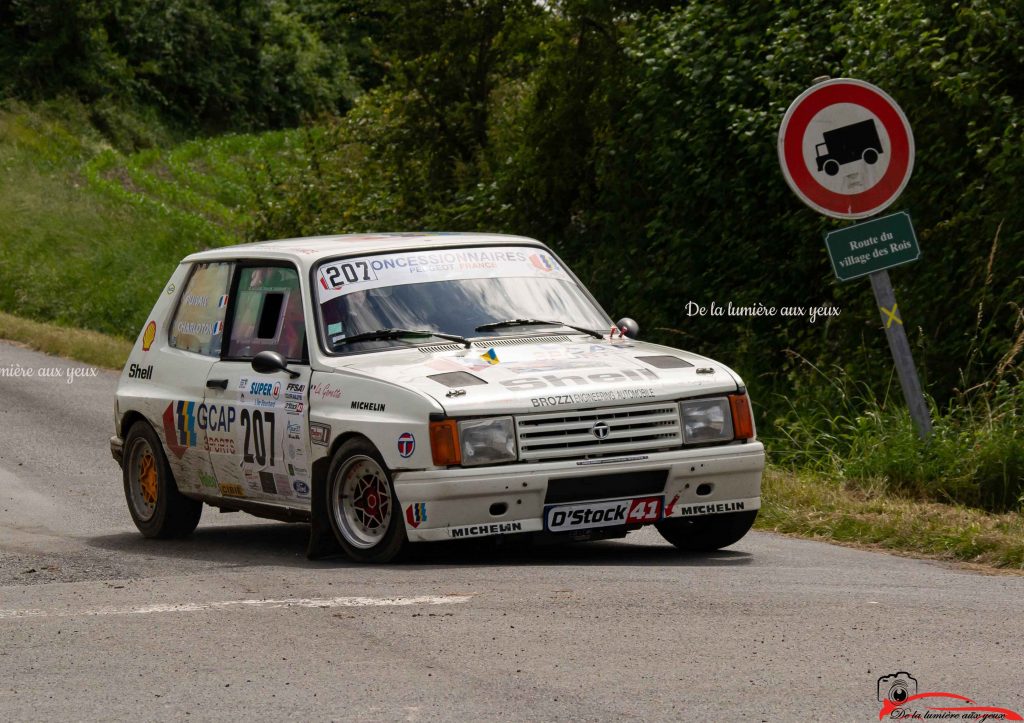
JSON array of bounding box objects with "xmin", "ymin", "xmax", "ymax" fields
[{"xmin": 778, "ymin": 78, "xmax": 915, "ymax": 219}]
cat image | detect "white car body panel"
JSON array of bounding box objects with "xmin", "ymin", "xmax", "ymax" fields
[{"xmin": 113, "ymin": 233, "xmax": 765, "ymax": 548}]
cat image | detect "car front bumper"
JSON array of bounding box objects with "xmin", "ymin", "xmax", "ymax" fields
[{"xmin": 392, "ymin": 442, "xmax": 765, "ymax": 543}]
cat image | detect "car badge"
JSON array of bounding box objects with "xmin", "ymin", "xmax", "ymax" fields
[
  {"xmin": 591, "ymin": 421, "xmax": 611, "ymax": 440},
  {"xmin": 397, "ymin": 432, "xmax": 416, "ymax": 458}
]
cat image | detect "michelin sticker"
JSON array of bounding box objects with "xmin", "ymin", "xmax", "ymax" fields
[
  {"xmin": 448, "ymin": 521, "xmax": 524, "ymax": 539},
  {"xmin": 664, "ymin": 497, "xmax": 761, "ymax": 518}
]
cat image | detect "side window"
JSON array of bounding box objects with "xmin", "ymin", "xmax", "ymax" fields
[
  {"xmin": 169, "ymin": 262, "xmax": 232, "ymax": 356},
  {"xmin": 227, "ymin": 266, "xmax": 306, "ymax": 361}
]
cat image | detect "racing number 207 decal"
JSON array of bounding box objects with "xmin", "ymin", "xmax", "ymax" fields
[
  {"xmin": 321, "ymin": 261, "xmax": 376, "ymax": 289},
  {"xmin": 240, "ymin": 409, "xmax": 275, "ymax": 466}
]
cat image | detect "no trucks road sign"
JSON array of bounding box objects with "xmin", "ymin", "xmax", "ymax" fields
[{"xmin": 777, "ymin": 78, "xmax": 915, "ymax": 220}]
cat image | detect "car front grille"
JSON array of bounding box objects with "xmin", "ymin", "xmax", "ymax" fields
[{"xmin": 516, "ymin": 402, "xmax": 682, "ymax": 462}]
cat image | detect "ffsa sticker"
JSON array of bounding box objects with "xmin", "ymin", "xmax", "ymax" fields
[{"xmin": 544, "ymin": 496, "xmax": 663, "ymax": 532}]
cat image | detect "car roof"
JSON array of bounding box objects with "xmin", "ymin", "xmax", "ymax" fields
[{"xmin": 182, "ymin": 232, "xmax": 547, "ymax": 267}]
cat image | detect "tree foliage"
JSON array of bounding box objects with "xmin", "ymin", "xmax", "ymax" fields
[
  {"xmin": 251, "ymin": 0, "xmax": 1024, "ymax": 408},
  {"xmin": 5, "ymin": 0, "xmax": 1018, "ymax": 407},
  {"xmin": 0, "ymin": 0, "xmax": 361, "ymax": 139}
]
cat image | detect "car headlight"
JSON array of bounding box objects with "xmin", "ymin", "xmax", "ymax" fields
[
  {"xmin": 458, "ymin": 417, "xmax": 516, "ymax": 466},
  {"xmin": 679, "ymin": 397, "xmax": 733, "ymax": 444}
]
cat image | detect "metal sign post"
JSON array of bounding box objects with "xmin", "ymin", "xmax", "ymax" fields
[{"xmin": 868, "ymin": 269, "xmax": 932, "ymax": 437}]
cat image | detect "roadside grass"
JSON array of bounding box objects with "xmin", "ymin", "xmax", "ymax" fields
[
  {"xmin": 766, "ymin": 357, "xmax": 1024, "ymax": 514},
  {"xmin": 756, "ymin": 467, "xmax": 1024, "ymax": 571},
  {"xmin": 0, "ymin": 311, "xmax": 131, "ymax": 369},
  {"xmin": 761, "ymin": 357, "xmax": 1023, "ymax": 570},
  {"xmin": 0, "ymin": 101, "xmax": 309, "ymax": 340}
]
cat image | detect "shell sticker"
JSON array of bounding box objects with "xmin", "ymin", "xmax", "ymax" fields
[{"xmin": 141, "ymin": 320, "xmax": 157, "ymax": 351}]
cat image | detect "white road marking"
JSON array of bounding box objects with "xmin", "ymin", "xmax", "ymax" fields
[{"xmin": 0, "ymin": 594, "xmax": 473, "ymax": 620}]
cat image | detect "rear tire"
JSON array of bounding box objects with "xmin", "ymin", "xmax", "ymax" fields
[
  {"xmin": 123, "ymin": 420, "xmax": 202, "ymax": 538},
  {"xmin": 655, "ymin": 510, "xmax": 757, "ymax": 551},
  {"xmin": 863, "ymin": 148, "xmax": 879, "ymax": 164},
  {"xmin": 326, "ymin": 439, "xmax": 406, "ymax": 563}
]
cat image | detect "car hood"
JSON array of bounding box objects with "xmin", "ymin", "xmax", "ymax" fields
[{"xmin": 325, "ymin": 337, "xmax": 742, "ymax": 415}]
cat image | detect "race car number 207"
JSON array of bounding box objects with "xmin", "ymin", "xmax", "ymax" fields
[{"xmin": 544, "ymin": 496, "xmax": 663, "ymax": 532}]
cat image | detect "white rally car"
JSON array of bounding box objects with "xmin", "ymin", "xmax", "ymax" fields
[{"xmin": 111, "ymin": 233, "xmax": 765, "ymax": 562}]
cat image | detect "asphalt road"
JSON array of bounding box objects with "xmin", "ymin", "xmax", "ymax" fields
[{"xmin": 1, "ymin": 340, "xmax": 1022, "ymax": 721}]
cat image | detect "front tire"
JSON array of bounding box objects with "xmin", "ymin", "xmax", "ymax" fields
[
  {"xmin": 655, "ymin": 510, "xmax": 757, "ymax": 551},
  {"xmin": 326, "ymin": 439, "xmax": 406, "ymax": 563},
  {"xmin": 123, "ymin": 420, "xmax": 202, "ymax": 538}
]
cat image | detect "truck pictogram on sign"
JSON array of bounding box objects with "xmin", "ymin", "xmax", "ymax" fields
[{"xmin": 815, "ymin": 119, "xmax": 883, "ymax": 176}]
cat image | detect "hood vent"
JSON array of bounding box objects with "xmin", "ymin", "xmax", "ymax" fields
[
  {"xmin": 427, "ymin": 371, "xmax": 488, "ymax": 388},
  {"xmin": 636, "ymin": 355, "xmax": 693, "ymax": 369},
  {"xmin": 419, "ymin": 335, "xmax": 573, "ymax": 354}
]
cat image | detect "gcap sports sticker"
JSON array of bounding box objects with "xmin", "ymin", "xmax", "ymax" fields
[{"xmin": 316, "ymin": 247, "xmax": 568, "ymax": 303}]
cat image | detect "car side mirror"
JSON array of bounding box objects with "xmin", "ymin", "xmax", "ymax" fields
[
  {"xmin": 251, "ymin": 350, "xmax": 300, "ymax": 379},
  {"xmin": 616, "ymin": 317, "xmax": 640, "ymax": 339}
]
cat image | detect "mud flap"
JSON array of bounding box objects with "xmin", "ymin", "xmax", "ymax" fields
[{"xmin": 306, "ymin": 477, "xmax": 342, "ymax": 559}]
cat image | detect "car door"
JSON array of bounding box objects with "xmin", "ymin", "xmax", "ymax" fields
[
  {"xmin": 159, "ymin": 260, "xmax": 233, "ymax": 495},
  {"xmin": 203, "ymin": 262, "xmax": 314, "ymax": 505}
]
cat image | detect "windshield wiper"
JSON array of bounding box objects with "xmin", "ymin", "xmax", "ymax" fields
[
  {"xmin": 333, "ymin": 328, "xmax": 471, "ymax": 348},
  {"xmin": 474, "ymin": 318, "xmax": 603, "ymax": 340}
]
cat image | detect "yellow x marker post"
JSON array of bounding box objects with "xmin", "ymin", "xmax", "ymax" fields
[
  {"xmin": 869, "ymin": 270, "xmax": 932, "ymax": 437},
  {"xmin": 879, "ymin": 303, "xmax": 902, "ymax": 328}
]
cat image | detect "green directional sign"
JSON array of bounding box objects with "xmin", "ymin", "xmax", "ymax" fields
[{"xmin": 824, "ymin": 211, "xmax": 920, "ymax": 282}]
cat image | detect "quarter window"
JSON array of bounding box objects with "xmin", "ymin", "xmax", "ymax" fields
[
  {"xmin": 169, "ymin": 262, "xmax": 232, "ymax": 356},
  {"xmin": 227, "ymin": 266, "xmax": 306, "ymax": 361}
]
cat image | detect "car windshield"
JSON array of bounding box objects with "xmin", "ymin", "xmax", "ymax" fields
[{"xmin": 315, "ymin": 246, "xmax": 611, "ymax": 353}]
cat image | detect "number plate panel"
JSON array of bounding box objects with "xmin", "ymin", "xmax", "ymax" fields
[{"xmin": 543, "ymin": 496, "xmax": 664, "ymax": 532}]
